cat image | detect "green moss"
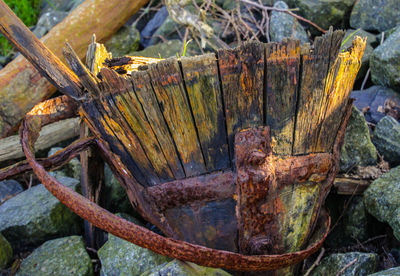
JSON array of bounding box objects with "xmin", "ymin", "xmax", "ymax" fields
[{"xmin": 0, "ymin": 0, "xmax": 42, "ymax": 56}]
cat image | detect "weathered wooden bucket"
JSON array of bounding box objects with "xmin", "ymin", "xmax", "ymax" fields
[{"xmin": 0, "ymin": 2, "xmax": 366, "ymax": 274}]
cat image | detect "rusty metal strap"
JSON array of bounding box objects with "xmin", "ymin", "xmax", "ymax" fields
[{"xmin": 21, "ymin": 115, "xmax": 330, "ymax": 272}]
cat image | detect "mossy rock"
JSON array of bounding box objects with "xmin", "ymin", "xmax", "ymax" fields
[
  {"xmin": 0, "ymin": 176, "xmax": 82, "ymax": 252},
  {"xmin": 0, "ymin": 233, "xmax": 12, "ymax": 269},
  {"xmin": 105, "ymin": 24, "xmax": 140, "ymax": 57},
  {"xmin": 340, "ymin": 106, "xmax": 377, "ymax": 172},
  {"xmin": 369, "ymin": 266, "xmax": 400, "ymax": 275},
  {"xmin": 310, "ymin": 252, "xmax": 378, "ymax": 276},
  {"xmin": 16, "ymin": 236, "xmax": 93, "ymax": 276},
  {"xmin": 370, "ymin": 26, "xmax": 400, "ymax": 91},
  {"xmin": 141, "ymin": 259, "xmax": 232, "ymax": 276},
  {"xmin": 98, "ymin": 213, "xmax": 170, "ymax": 276},
  {"xmin": 372, "ymin": 116, "xmax": 400, "ymax": 166},
  {"xmin": 364, "ymin": 166, "xmax": 400, "ymax": 241},
  {"xmin": 350, "ymin": 0, "xmax": 400, "ymax": 32}
]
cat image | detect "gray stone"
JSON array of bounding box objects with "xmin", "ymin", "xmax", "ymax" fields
[
  {"xmin": 350, "ymin": 0, "xmax": 400, "ymax": 32},
  {"xmin": 40, "ymin": 0, "xmax": 84, "ymax": 14},
  {"xmin": 364, "ymin": 166, "xmax": 400, "ymax": 241},
  {"xmin": 16, "ymin": 236, "xmax": 92, "ymax": 276},
  {"xmin": 98, "ymin": 216, "xmax": 170, "ymax": 276},
  {"xmin": 141, "ymin": 6, "xmax": 169, "ymax": 47},
  {"xmin": 141, "ymin": 259, "xmax": 232, "ymax": 276},
  {"xmin": 340, "ymin": 29, "xmax": 376, "ymax": 81},
  {"xmin": 343, "ymin": 197, "xmax": 369, "ymax": 242},
  {"xmin": 130, "ymin": 40, "xmax": 182, "ymax": 59},
  {"xmin": 269, "ymin": 1, "xmax": 309, "ymax": 44},
  {"xmin": 105, "ymin": 24, "xmax": 140, "ymax": 57},
  {"xmin": 149, "ymin": 16, "xmax": 183, "ymax": 46},
  {"xmin": 286, "ymin": 0, "xmax": 356, "ymax": 32},
  {"xmin": 340, "ymin": 106, "xmax": 377, "ymax": 172},
  {"xmin": 369, "ymin": 266, "xmax": 400, "ymax": 275},
  {"xmin": 370, "ymin": 26, "xmax": 400, "ymax": 91},
  {"xmin": 0, "ymin": 179, "xmax": 23, "ymax": 204},
  {"xmin": 372, "ymin": 116, "xmax": 400, "ymax": 166},
  {"xmin": 48, "ymin": 147, "xmax": 81, "ymax": 180},
  {"xmin": 104, "ymin": 165, "xmax": 133, "ymax": 214},
  {"xmin": 310, "ymin": 252, "xmax": 378, "ymax": 276},
  {"xmin": 0, "ymin": 176, "xmax": 82, "ymax": 251},
  {"xmin": 0, "ymin": 233, "xmax": 12, "ymax": 269},
  {"xmin": 33, "ymin": 11, "xmax": 68, "ymax": 38},
  {"xmin": 351, "ymin": 86, "xmax": 400, "ymax": 124}
]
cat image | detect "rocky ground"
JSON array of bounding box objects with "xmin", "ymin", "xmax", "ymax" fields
[{"xmin": 0, "ymin": 0, "xmax": 400, "ymax": 275}]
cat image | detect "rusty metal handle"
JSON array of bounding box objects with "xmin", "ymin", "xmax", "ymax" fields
[{"xmin": 21, "ymin": 115, "xmax": 330, "ymax": 272}]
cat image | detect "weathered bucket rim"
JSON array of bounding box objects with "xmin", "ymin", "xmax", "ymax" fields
[{"xmin": 20, "ymin": 114, "xmax": 330, "ymax": 272}]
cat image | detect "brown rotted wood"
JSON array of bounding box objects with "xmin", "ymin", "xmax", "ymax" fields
[
  {"xmin": 265, "ymin": 39, "xmax": 300, "ymax": 155},
  {"xmin": 147, "ymin": 59, "xmax": 206, "ymax": 177},
  {"xmin": 101, "ymin": 68, "xmax": 174, "ymax": 183},
  {"xmin": 180, "ymin": 54, "xmax": 230, "ymax": 171},
  {"xmin": 316, "ymin": 36, "xmax": 366, "ymax": 152},
  {"xmin": 80, "ymin": 123, "xmax": 105, "ymax": 249},
  {"xmin": 64, "ymin": 44, "xmax": 160, "ymax": 186},
  {"xmin": 130, "ymin": 70, "xmax": 185, "ymax": 180},
  {"xmin": 217, "ymin": 41, "xmax": 264, "ymax": 159},
  {"xmin": 292, "ymin": 32, "xmax": 333, "ymax": 155}
]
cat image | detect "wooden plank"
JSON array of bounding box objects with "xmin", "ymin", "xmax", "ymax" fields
[
  {"xmin": 217, "ymin": 41, "xmax": 264, "ymax": 159},
  {"xmin": 101, "ymin": 68, "xmax": 175, "ymax": 183},
  {"xmin": 265, "ymin": 39, "xmax": 300, "ymax": 155},
  {"xmin": 293, "ymin": 32, "xmax": 333, "ymax": 155},
  {"xmin": 81, "ymin": 100, "xmax": 148, "ymax": 186},
  {"xmin": 333, "ymin": 177, "xmax": 371, "ymax": 195},
  {"xmin": 147, "ymin": 59, "xmax": 206, "ymax": 177},
  {"xmin": 316, "ymin": 35, "xmax": 366, "ymax": 152},
  {"xmin": 131, "ymin": 70, "xmax": 185, "ymax": 180},
  {"xmin": 96, "ymin": 69, "xmax": 161, "ymax": 186},
  {"xmin": 180, "ymin": 54, "xmax": 230, "ymax": 172}
]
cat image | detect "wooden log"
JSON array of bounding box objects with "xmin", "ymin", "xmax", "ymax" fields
[
  {"xmin": 180, "ymin": 54, "xmax": 230, "ymax": 171},
  {"xmin": 0, "ymin": 0, "xmax": 149, "ymax": 137},
  {"xmin": 0, "ymin": 117, "xmax": 80, "ymax": 162},
  {"xmin": 147, "ymin": 59, "xmax": 206, "ymax": 177},
  {"xmin": 217, "ymin": 41, "xmax": 264, "ymax": 159},
  {"xmin": 265, "ymin": 39, "xmax": 300, "ymax": 155}
]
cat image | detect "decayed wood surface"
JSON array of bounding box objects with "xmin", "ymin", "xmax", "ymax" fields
[{"xmin": 0, "ymin": 0, "xmax": 148, "ymax": 137}]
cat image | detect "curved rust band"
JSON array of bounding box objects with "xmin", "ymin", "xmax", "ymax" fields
[{"xmin": 21, "ymin": 116, "xmax": 330, "ymax": 271}]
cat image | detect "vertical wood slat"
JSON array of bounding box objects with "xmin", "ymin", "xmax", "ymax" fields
[
  {"xmin": 265, "ymin": 39, "xmax": 300, "ymax": 155},
  {"xmin": 316, "ymin": 36, "xmax": 366, "ymax": 152},
  {"xmin": 180, "ymin": 54, "xmax": 230, "ymax": 172},
  {"xmin": 147, "ymin": 59, "xmax": 206, "ymax": 177},
  {"xmin": 217, "ymin": 41, "xmax": 264, "ymax": 159},
  {"xmin": 95, "ymin": 69, "xmax": 161, "ymax": 186},
  {"xmin": 100, "ymin": 68, "xmax": 175, "ymax": 183},
  {"xmin": 131, "ymin": 70, "xmax": 186, "ymax": 180},
  {"xmin": 292, "ymin": 32, "xmax": 333, "ymax": 155}
]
